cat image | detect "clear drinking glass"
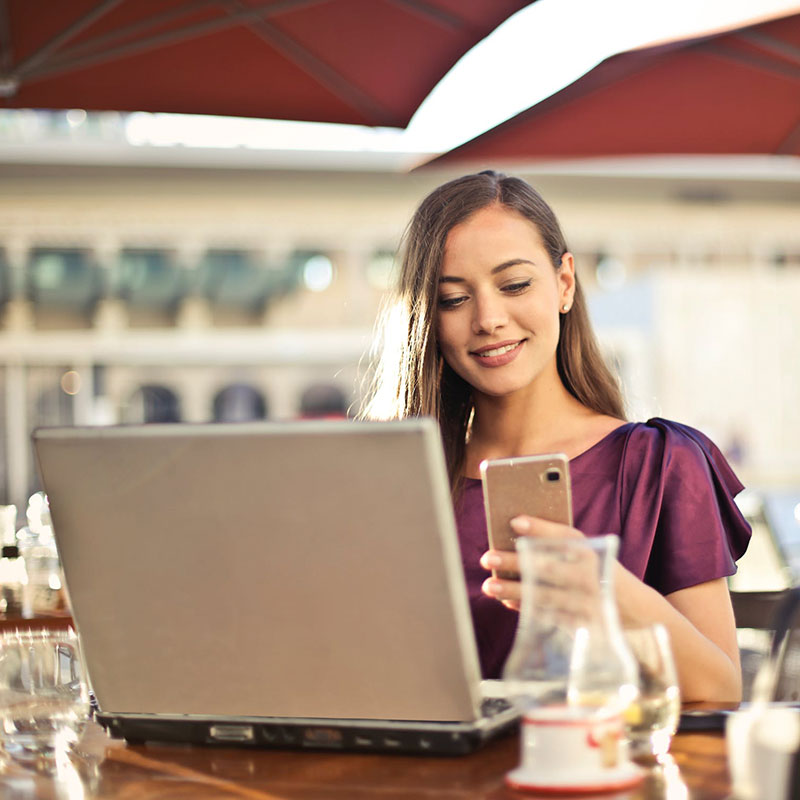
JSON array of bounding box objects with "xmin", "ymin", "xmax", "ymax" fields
[
  {"xmin": 0, "ymin": 629, "xmax": 90, "ymax": 764},
  {"xmin": 623, "ymin": 624, "xmax": 681, "ymax": 759}
]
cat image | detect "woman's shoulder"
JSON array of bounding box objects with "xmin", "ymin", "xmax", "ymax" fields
[
  {"xmin": 619, "ymin": 417, "xmax": 744, "ymax": 495},
  {"xmin": 621, "ymin": 417, "xmax": 722, "ymax": 456},
  {"xmin": 576, "ymin": 417, "xmax": 725, "ymax": 464}
]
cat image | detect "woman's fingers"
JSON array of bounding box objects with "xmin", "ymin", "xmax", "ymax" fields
[
  {"xmin": 480, "ymin": 519, "xmax": 599, "ymax": 621},
  {"xmin": 482, "ymin": 575, "xmax": 521, "ymax": 611},
  {"xmin": 483, "ymin": 572, "xmax": 597, "ymax": 622},
  {"xmin": 480, "ymin": 548, "xmax": 518, "ymax": 573},
  {"xmin": 529, "ymin": 547, "xmax": 599, "ymax": 596}
]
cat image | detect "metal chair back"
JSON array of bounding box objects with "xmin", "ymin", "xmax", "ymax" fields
[{"xmin": 732, "ymin": 588, "xmax": 800, "ymax": 702}]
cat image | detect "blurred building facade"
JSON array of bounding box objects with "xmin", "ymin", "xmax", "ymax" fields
[{"xmin": 0, "ymin": 112, "xmax": 799, "ymax": 512}]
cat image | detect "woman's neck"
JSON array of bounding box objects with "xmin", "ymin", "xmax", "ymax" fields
[{"xmin": 464, "ymin": 377, "xmax": 623, "ymax": 478}]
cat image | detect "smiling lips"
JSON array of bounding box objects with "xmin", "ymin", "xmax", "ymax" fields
[{"xmin": 470, "ymin": 339, "xmax": 525, "ymax": 367}]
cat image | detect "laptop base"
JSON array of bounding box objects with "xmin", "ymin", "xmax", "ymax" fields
[{"xmin": 97, "ymin": 712, "xmax": 519, "ymax": 756}]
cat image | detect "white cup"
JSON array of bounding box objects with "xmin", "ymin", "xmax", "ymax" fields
[
  {"xmin": 506, "ymin": 705, "xmax": 644, "ymax": 793},
  {"xmin": 727, "ymin": 705, "xmax": 800, "ymax": 800}
]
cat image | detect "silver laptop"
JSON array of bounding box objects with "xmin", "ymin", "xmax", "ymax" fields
[{"xmin": 33, "ymin": 418, "xmax": 517, "ymax": 754}]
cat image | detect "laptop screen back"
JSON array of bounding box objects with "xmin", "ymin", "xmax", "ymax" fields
[{"xmin": 33, "ymin": 419, "xmax": 484, "ymax": 723}]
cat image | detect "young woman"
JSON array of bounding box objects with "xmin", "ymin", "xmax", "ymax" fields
[{"xmin": 363, "ymin": 171, "xmax": 751, "ymax": 702}]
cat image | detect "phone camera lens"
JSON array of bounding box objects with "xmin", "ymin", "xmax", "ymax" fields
[{"xmin": 545, "ymin": 469, "xmax": 561, "ymax": 482}]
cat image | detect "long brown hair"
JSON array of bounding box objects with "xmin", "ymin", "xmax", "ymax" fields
[{"xmin": 361, "ymin": 171, "xmax": 625, "ymax": 489}]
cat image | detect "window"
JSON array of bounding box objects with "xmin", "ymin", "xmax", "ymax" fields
[
  {"xmin": 199, "ymin": 250, "xmax": 270, "ymax": 312},
  {"xmin": 117, "ymin": 249, "xmax": 184, "ymax": 309},
  {"xmin": 27, "ymin": 248, "xmax": 101, "ymax": 311},
  {"xmin": 0, "ymin": 249, "xmax": 9, "ymax": 307},
  {"xmin": 366, "ymin": 250, "xmax": 396, "ymax": 291}
]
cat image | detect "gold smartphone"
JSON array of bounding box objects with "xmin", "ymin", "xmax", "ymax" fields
[{"xmin": 479, "ymin": 453, "xmax": 573, "ymax": 580}]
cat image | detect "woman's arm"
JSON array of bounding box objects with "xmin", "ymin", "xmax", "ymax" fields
[
  {"xmin": 615, "ymin": 570, "xmax": 741, "ymax": 702},
  {"xmin": 480, "ymin": 516, "xmax": 742, "ymax": 703}
]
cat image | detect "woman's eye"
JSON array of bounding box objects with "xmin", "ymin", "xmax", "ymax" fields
[
  {"xmin": 438, "ymin": 295, "xmax": 468, "ymax": 309},
  {"xmin": 502, "ymin": 279, "xmax": 532, "ymax": 294}
]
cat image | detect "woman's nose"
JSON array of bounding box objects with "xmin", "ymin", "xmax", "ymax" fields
[{"xmin": 472, "ymin": 294, "xmax": 508, "ymax": 335}]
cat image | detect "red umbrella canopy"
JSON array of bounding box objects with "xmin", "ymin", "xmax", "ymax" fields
[
  {"xmin": 0, "ymin": 0, "xmax": 534, "ymax": 128},
  {"xmin": 429, "ymin": 10, "xmax": 800, "ymax": 164}
]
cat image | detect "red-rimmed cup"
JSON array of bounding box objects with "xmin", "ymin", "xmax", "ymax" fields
[{"xmin": 505, "ymin": 705, "xmax": 644, "ymax": 794}]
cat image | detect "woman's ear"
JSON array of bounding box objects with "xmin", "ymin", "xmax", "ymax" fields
[{"xmin": 558, "ymin": 252, "xmax": 576, "ymax": 309}]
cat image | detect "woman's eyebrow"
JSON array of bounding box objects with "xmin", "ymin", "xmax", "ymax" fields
[
  {"xmin": 439, "ymin": 258, "xmax": 536, "ymax": 283},
  {"xmin": 492, "ymin": 258, "xmax": 535, "ymax": 274}
]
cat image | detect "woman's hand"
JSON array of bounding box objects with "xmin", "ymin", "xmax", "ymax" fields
[
  {"xmin": 479, "ymin": 516, "xmax": 743, "ymax": 701},
  {"xmin": 479, "ymin": 515, "xmax": 585, "ymax": 611}
]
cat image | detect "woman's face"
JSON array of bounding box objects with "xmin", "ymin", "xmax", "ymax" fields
[{"xmin": 435, "ymin": 203, "xmax": 574, "ymax": 400}]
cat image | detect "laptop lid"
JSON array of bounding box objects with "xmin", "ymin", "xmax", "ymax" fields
[{"xmin": 33, "ymin": 419, "xmax": 487, "ymax": 725}]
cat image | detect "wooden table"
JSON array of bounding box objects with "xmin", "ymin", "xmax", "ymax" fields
[
  {"xmin": 0, "ymin": 613, "xmax": 74, "ymax": 632},
  {"xmin": 0, "ymin": 721, "xmax": 730, "ymax": 799}
]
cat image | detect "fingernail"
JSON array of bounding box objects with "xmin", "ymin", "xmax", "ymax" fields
[
  {"xmin": 510, "ymin": 517, "xmax": 531, "ymax": 533},
  {"xmin": 481, "ymin": 553, "xmax": 502, "ymax": 568},
  {"xmin": 483, "ymin": 579, "xmax": 503, "ymax": 597}
]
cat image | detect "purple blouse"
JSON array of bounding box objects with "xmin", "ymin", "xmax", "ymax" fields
[{"xmin": 455, "ymin": 417, "xmax": 752, "ymax": 678}]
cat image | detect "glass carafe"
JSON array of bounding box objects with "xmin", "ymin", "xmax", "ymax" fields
[{"xmin": 503, "ymin": 534, "xmax": 643, "ymax": 793}]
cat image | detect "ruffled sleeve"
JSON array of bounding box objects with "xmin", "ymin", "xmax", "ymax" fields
[{"xmin": 615, "ymin": 418, "xmax": 751, "ymax": 595}]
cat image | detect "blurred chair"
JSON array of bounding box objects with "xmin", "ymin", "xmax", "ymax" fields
[
  {"xmin": 125, "ymin": 384, "xmax": 181, "ymax": 424},
  {"xmin": 213, "ymin": 383, "xmax": 267, "ymax": 422},
  {"xmin": 299, "ymin": 383, "xmax": 347, "ymax": 419},
  {"xmin": 732, "ymin": 588, "xmax": 800, "ymax": 702},
  {"xmin": 731, "ymin": 590, "xmax": 790, "ymax": 629}
]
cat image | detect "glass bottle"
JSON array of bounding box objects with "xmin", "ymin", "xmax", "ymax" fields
[
  {"xmin": 503, "ymin": 534, "xmax": 643, "ymax": 793},
  {"xmin": 17, "ymin": 492, "xmax": 65, "ymax": 617},
  {"xmin": 0, "ymin": 504, "xmax": 26, "ymax": 617}
]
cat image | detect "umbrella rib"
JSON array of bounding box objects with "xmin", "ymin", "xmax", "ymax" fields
[
  {"xmin": 385, "ymin": 0, "xmax": 466, "ymax": 31},
  {"xmin": 30, "ymin": 0, "xmax": 222, "ymax": 69},
  {"xmin": 12, "ymin": 0, "xmax": 126, "ymax": 77},
  {"xmin": 777, "ymin": 118, "xmax": 800, "ymax": 155},
  {"xmin": 233, "ymin": 10, "xmax": 397, "ymax": 125},
  {"xmin": 15, "ymin": 0, "xmax": 326, "ymax": 82},
  {"xmin": 0, "ymin": 0, "xmax": 11, "ymax": 71},
  {"xmin": 702, "ymin": 40, "xmax": 800, "ymax": 82},
  {"xmin": 737, "ymin": 30, "xmax": 800, "ymax": 68}
]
